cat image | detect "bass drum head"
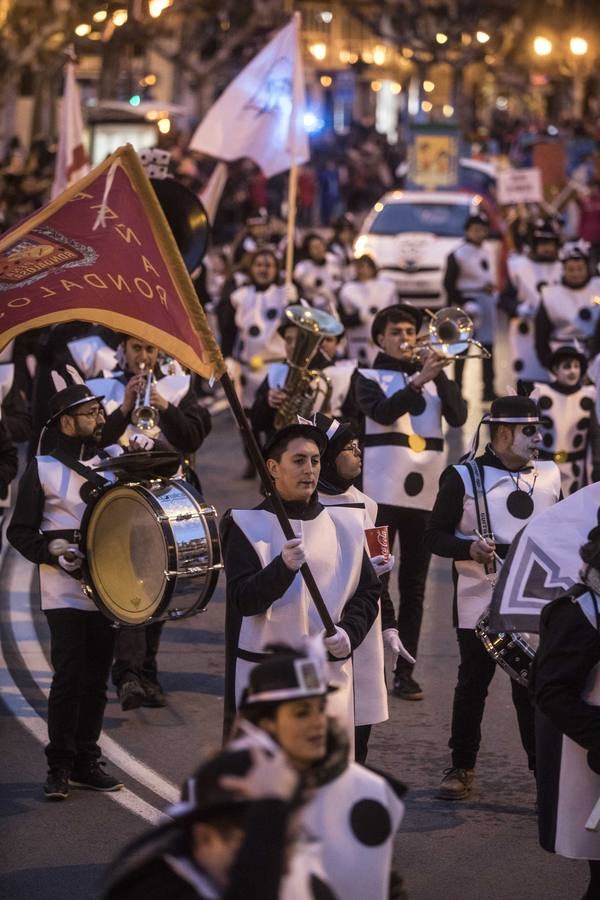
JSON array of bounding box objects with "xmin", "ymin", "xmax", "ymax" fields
[{"xmin": 86, "ymin": 485, "xmax": 170, "ymax": 625}]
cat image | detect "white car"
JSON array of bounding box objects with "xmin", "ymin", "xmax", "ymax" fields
[{"xmin": 354, "ymin": 190, "xmax": 500, "ymax": 309}]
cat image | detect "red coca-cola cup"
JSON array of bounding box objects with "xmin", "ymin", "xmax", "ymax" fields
[{"xmin": 365, "ymin": 525, "xmax": 390, "ymax": 560}]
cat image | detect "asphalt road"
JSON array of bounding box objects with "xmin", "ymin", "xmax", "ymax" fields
[{"xmin": 0, "ymin": 343, "xmax": 590, "ymax": 900}]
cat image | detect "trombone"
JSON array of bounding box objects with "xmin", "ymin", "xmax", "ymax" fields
[{"xmin": 404, "ymin": 306, "xmax": 491, "ymax": 361}]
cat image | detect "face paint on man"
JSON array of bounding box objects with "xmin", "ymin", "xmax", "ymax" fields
[{"xmin": 509, "ymin": 423, "xmax": 542, "ymax": 463}]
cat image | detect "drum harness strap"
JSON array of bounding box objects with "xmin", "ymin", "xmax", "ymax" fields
[
  {"xmin": 46, "ymin": 449, "xmax": 112, "ymax": 544},
  {"xmin": 464, "ymin": 459, "xmax": 496, "ymax": 578}
]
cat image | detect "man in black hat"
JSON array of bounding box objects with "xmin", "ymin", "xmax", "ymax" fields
[
  {"xmin": 443, "ymin": 211, "xmax": 497, "ymax": 400},
  {"xmin": 530, "ymin": 345, "xmax": 600, "ymax": 496},
  {"xmin": 354, "ymin": 303, "xmax": 467, "ymax": 701},
  {"xmin": 535, "ymin": 241, "xmax": 600, "ymax": 368},
  {"xmin": 220, "ymin": 422, "xmax": 380, "ymax": 734},
  {"xmin": 426, "ymin": 395, "xmax": 561, "ymax": 799},
  {"xmin": 8, "ymin": 384, "xmax": 124, "ymax": 800},
  {"xmin": 499, "ymin": 216, "xmax": 562, "ymax": 384}
]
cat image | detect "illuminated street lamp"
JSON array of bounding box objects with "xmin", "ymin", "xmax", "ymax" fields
[
  {"xmin": 476, "ymin": 31, "xmax": 490, "ymax": 44},
  {"xmin": 569, "ymin": 36, "xmax": 588, "ymax": 56},
  {"xmin": 533, "ymin": 35, "xmax": 553, "ymax": 56},
  {"xmin": 309, "ymin": 42, "xmax": 327, "ymax": 61}
]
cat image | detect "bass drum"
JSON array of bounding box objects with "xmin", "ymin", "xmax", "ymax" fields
[
  {"xmin": 475, "ymin": 609, "xmax": 537, "ymax": 687},
  {"xmin": 80, "ymin": 478, "xmax": 221, "ymax": 626}
]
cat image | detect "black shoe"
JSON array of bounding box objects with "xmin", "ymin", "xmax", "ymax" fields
[
  {"xmin": 118, "ymin": 679, "xmax": 146, "ymax": 711},
  {"xmin": 141, "ymin": 680, "xmax": 167, "ymax": 708},
  {"xmin": 44, "ymin": 768, "xmax": 70, "ymax": 800},
  {"xmin": 392, "ymin": 673, "xmax": 424, "ymax": 701},
  {"xmin": 70, "ymin": 761, "xmax": 124, "ymax": 792},
  {"xmin": 436, "ymin": 766, "xmax": 474, "ymax": 800}
]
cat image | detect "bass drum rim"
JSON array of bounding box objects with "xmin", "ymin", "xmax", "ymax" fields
[{"xmin": 79, "ymin": 478, "xmax": 220, "ymax": 626}]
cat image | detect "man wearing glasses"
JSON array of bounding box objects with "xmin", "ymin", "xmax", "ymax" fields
[
  {"xmin": 426, "ymin": 396, "xmax": 561, "ymax": 800},
  {"xmin": 8, "ymin": 384, "xmax": 123, "ymax": 801}
]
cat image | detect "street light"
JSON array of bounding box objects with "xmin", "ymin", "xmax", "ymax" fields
[
  {"xmin": 533, "ymin": 35, "xmax": 553, "ymax": 56},
  {"xmin": 476, "ymin": 31, "xmax": 490, "ymax": 44},
  {"xmin": 309, "ymin": 42, "xmax": 327, "ymax": 61},
  {"xmin": 570, "ymin": 36, "xmax": 588, "ymax": 56}
]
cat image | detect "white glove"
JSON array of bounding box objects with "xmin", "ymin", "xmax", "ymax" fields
[
  {"xmin": 382, "ymin": 628, "xmax": 416, "ymax": 664},
  {"xmin": 370, "ymin": 553, "xmax": 395, "ymax": 578},
  {"xmin": 129, "ymin": 433, "xmax": 155, "ymax": 451},
  {"xmin": 323, "ymin": 626, "xmax": 352, "ymax": 659},
  {"xmin": 281, "ymin": 537, "xmax": 305, "ymax": 572},
  {"xmin": 58, "ymin": 550, "xmax": 84, "ymax": 573}
]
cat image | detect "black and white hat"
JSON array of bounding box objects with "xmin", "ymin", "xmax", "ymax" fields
[
  {"xmin": 45, "ymin": 384, "xmax": 104, "ymax": 427},
  {"xmin": 240, "ymin": 644, "xmax": 336, "ymax": 707},
  {"xmin": 487, "ymin": 395, "xmax": 540, "ymax": 424}
]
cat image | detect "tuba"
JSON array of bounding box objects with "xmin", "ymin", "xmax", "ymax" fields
[
  {"xmin": 274, "ymin": 305, "xmax": 344, "ymax": 430},
  {"xmin": 406, "ymin": 306, "xmax": 492, "ymax": 361}
]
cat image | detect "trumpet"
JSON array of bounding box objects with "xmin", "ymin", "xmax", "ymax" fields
[
  {"xmin": 131, "ymin": 363, "xmax": 160, "ymax": 431},
  {"xmin": 403, "ymin": 306, "xmax": 491, "ymax": 362}
]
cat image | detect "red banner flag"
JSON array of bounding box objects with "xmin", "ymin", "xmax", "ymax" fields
[{"xmin": 0, "ymin": 145, "xmax": 225, "ymax": 380}]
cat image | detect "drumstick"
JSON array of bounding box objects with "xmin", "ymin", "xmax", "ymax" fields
[{"xmin": 472, "ymin": 529, "xmax": 503, "ymax": 565}]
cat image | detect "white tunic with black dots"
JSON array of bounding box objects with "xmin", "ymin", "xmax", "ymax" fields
[
  {"xmin": 453, "ymin": 460, "xmax": 561, "ymax": 627},
  {"xmin": 338, "ymin": 277, "xmax": 398, "ymax": 365},
  {"xmin": 230, "ymin": 282, "xmax": 289, "ymax": 407},
  {"xmin": 86, "ymin": 373, "xmax": 191, "ymax": 446},
  {"xmin": 540, "ymin": 277, "xmax": 600, "ymax": 355},
  {"xmin": 453, "ymin": 241, "xmax": 497, "ymax": 343},
  {"xmin": 549, "ymin": 592, "xmax": 600, "ymax": 860},
  {"xmin": 361, "ymin": 369, "xmax": 445, "ymax": 511},
  {"xmin": 530, "ymin": 382, "xmax": 597, "ymax": 496},
  {"xmin": 293, "ymin": 255, "xmax": 342, "ymax": 317},
  {"xmin": 319, "ymin": 485, "xmax": 388, "ymax": 727},
  {"xmin": 231, "ymin": 505, "xmax": 366, "ymax": 730},
  {"xmin": 507, "ymin": 255, "xmax": 561, "ymax": 382},
  {"xmin": 37, "ymin": 455, "xmax": 117, "ymax": 611}
]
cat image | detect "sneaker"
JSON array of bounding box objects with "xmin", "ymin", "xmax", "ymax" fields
[
  {"xmin": 70, "ymin": 761, "xmax": 124, "ymax": 792},
  {"xmin": 392, "ymin": 673, "xmax": 424, "ymax": 701},
  {"xmin": 44, "ymin": 768, "xmax": 69, "ymax": 800},
  {"xmin": 118, "ymin": 679, "xmax": 146, "ymax": 711},
  {"xmin": 141, "ymin": 680, "xmax": 166, "ymax": 708},
  {"xmin": 436, "ymin": 766, "xmax": 475, "ymax": 800}
]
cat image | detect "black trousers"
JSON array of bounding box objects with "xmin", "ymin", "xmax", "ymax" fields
[
  {"xmin": 454, "ymin": 343, "xmax": 494, "ymax": 399},
  {"xmin": 44, "ymin": 609, "xmax": 116, "ymax": 771},
  {"xmin": 376, "ymin": 504, "xmax": 431, "ymax": 674},
  {"xmin": 112, "ymin": 621, "xmax": 165, "ymax": 689},
  {"xmin": 354, "ymin": 724, "xmax": 372, "ymax": 764},
  {"xmin": 449, "ymin": 628, "xmax": 535, "ymax": 771}
]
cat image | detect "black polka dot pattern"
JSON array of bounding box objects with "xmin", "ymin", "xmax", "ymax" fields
[
  {"xmin": 577, "ymin": 417, "xmax": 591, "ymax": 430},
  {"xmin": 540, "ymin": 415, "xmax": 553, "ymax": 429},
  {"xmin": 480, "ymin": 258, "xmax": 489, "ymax": 270},
  {"xmin": 369, "ymin": 306, "xmax": 379, "ymax": 315},
  {"xmin": 240, "ymin": 374, "xmax": 247, "ymax": 387},
  {"xmin": 248, "ymin": 325, "xmax": 261, "ymax": 337},
  {"xmin": 266, "ymin": 308, "xmax": 278, "ymax": 320},
  {"xmin": 538, "ymin": 396, "xmax": 553, "ymax": 410},
  {"xmin": 573, "ymin": 433, "xmax": 583, "ymax": 448},
  {"xmin": 349, "ymin": 799, "xmax": 392, "ymax": 846},
  {"xmin": 411, "ymin": 394, "xmax": 427, "ymax": 415},
  {"xmin": 579, "ymin": 308, "xmax": 592, "ymax": 321},
  {"xmin": 581, "ymin": 397, "xmax": 594, "ymax": 411},
  {"xmin": 404, "ymin": 472, "xmax": 424, "ymax": 496},
  {"xmin": 310, "ymin": 874, "xmax": 338, "ymax": 900},
  {"xmin": 570, "ymin": 481, "xmax": 580, "ymax": 493},
  {"xmin": 238, "ymin": 340, "xmax": 245, "ymax": 352},
  {"xmin": 518, "ymin": 322, "xmax": 529, "ymax": 335},
  {"xmin": 543, "ymin": 434, "xmax": 553, "ymax": 447},
  {"xmin": 514, "ymin": 359, "xmax": 524, "ymax": 372},
  {"xmin": 572, "ymin": 463, "xmax": 580, "ymax": 477}
]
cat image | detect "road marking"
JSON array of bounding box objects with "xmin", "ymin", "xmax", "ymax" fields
[{"xmin": 2, "ymin": 548, "xmax": 179, "ymax": 809}]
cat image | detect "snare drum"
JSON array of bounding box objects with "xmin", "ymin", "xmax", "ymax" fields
[
  {"xmin": 475, "ymin": 609, "xmax": 536, "ymax": 687},
  {"xmin": 80, "ymin": 478, "xmax": 221, "ymax": 625}
]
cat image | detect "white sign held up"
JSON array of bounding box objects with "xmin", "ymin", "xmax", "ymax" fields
[{"xmin": 497, "ymin": 167, "xmax": 543, "ymax": 205}]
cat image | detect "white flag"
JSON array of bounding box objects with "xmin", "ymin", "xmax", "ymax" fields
[
  {"xmin": 189, "ymin": 14, "xmax": 309, "ymax": 178},
  {"xmin": 51, "ymin": 56, "xmax": 90, "ymax": 199}
]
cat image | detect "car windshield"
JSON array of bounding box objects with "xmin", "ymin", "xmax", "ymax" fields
[{"xmin": 368, "ymin": 202, "xmax": 469, "ymax": 237}]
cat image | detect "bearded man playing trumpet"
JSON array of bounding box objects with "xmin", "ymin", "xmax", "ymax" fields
[{"xmin": 354, "ymin": 304, "xmax": 467, "ymax": 701}]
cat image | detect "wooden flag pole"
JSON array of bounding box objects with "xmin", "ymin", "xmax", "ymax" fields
[
  {"xmin": 220, "ymin": 371, "xmax": 336, "ymax": 636},
  {"xmin": 284, "ymin": 161, "xmax": 299, "ymax": 292}
]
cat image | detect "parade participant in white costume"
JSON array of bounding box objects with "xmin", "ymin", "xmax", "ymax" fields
[
  {"xmin": 8, "ymin": 384, "xmax": 124, "ymax": 801},
  {"xmin": 499, "ymin": 217, "xmax": 562, "ymax": 384},
  {"xmin": 535, "ymin": 241, "xmax": 600, "ymax": 369},
  {"xmin": 443, "ymin": 211, "xmax": 497, "ymax": 400},
  {"xmin": 314, "ymin": 412, "xmax": 414, "ymax": 763},
  {"xmin": 293, "ymin": 233, "xmax": 342, "ymax": 317},
  {"xmin": 103, "ymin": 741, "xmax": 301, "ymax": 900},
  {"xmin": 533, "ymin": 528, "xmax": 600, "ymax": 900},
  {"xmin": 354, "ymin": 303, "xmax": 467, "ymax": 701},
  {"xmin": 88, "ymin": 335, "xmax": 211, "ymax": 711},
  {"xmin": 220, "ymin": 423, "xmax": 380, "ymax": 735},
  {"xmin": 426, "ymin": 396, "xmax": 561, "ymax": 800},
  {"xmin": 338, "ymin": 255, "xmax": 399, "ymax": 365},
  {"xmin": 232, "ymin": 644, "xmax": 407, "ymax": 900},
  {"xmin": 530, "ymin": 345, "xmax": 600, "ymax": 496},
  {"xmin": 327, "ymin": 215, "xmax": 357, "ymax": 281}
]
